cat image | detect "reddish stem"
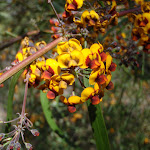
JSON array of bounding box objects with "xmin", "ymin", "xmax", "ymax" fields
[
  {"xmin": 0, "ymin": 37, "xmax": 63, "ymax": 84},
  {"xmin": 119, "ymin": 7, "xmax": 141, "ymax": 17}
]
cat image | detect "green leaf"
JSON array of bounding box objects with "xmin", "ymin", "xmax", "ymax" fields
[
  {"xmin": 5, "ymin": 69, "xmax": 24, "ymax": 132},
  {"xmin": 97, "ymin": 1, "xmax": 105, "ymax": 8},
  {"xmin": 40, "ymin": 91, "xmax": 79, "ymax": 148},
  {"xmin": 40, "ymin": 91, "xmax": 64, "ymax": 135},
  {"xmin": 83, "ymin": 71, "xmax": 111, "ymax": 150}
]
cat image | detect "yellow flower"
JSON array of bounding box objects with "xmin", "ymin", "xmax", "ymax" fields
[
  {"xmin": 41, "ymin": 58, "xmax": 61, "ymax": 81},
  {"xmin": 90, "ymin": 43, "xmax": 103, "ymax": 53},
  {"xmin": 75, "ymin": 10, "xmax": 100, "ymax": 27},
  {"xmin": 57, "ymin": 38, "xmax": 82, "ymax": 54},
  {"xmin": 106, "ymin": 54, "xmax": 112, "ymax": 72},
  {"xmin": 134, "ymin": 13, "xmax": 150, "ymax": 27},
  {"xmin": 45, "ymin": 58, "xmax": 61, "ymax": 75},
  {"xmin": 65, "ymin": 0, "xmax": 84, "ymax": 11},
  {"xmin": 143, "ymin": 22, "xmax": 150, "ymax": 34},
  {"xmin": 105, "ymin": 53, "xmax": 117, "ymax": 72},
  {"xmin": 135, "ymin": 0, "xmax": 144, "ymax": 5},
  {"xmin": 15, "ymin": 52, "xmax": 24, "ymax": 62},
  {"xmin": 102, "ymin": 74, "xmax": 114, "ymax": 90},
  {"xmin": 81, "ymin": 83, "xmax": 103, "ymax": 105},
  {"xmin": 132, "ymin": 27, "xmax": 144, "ymax": 41},
  {"xmin": 29, "ymin": 73, "xmax": 36, "ymax": 83},
  {"xmin": 141, "ymin": 2, "xmax": 150, "ymax": 13},
  {"xmin": 28, "ymin": 47, "xmax": 37, "ymax": 55},
  {"xmin": 21, "ymin": 37, "xmax": 30, "ymax": 48},
  {"xmin": 89, "ymin": 62, "xmax": 106, "ymax": 85},
  {"xmin": 81, "ymin": 43, "xmax": 104, "ymax": 69},
  {"xmin": 51, "ymin": 73, "xmax": 75, "ymax": 89},
  {"xmin": 47, "ymin": 80, "xmax": 63, "ymax": 100},
  {"xmin": 60, "ymin": 95, "xmax": 82, "ymax": 113},
  {"xmin": 57, "ymin": 50, "xmax": 83, "ymax": 68},
  {"xmin": 35, "ymin": 41, "xmax": 46, "ymax": 50},
  {"xmin": 30, "ymin": 64, "xmax": 41, "ymax": 77},
  {"xmin": 36, "ymin": 56, "xmax": 45, "ymax": 69}
]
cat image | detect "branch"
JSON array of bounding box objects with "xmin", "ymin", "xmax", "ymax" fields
[
  {"xmin": 0, "ymin": 30, "xmax": 40, "ymax": 51},
  {"xmin": 118, "ymin": 6, "xmax": 141, "ymax": 17},
  {"xmin": 0, "ymin": 37, "xmax": 63, "ymax": 84}
]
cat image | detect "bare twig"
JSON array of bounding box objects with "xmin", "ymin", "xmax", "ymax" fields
[
  {"xmin": 118, "ymin": 7, "xmax": 141, "ymax": 17},
  {"xmin": 48, "ymin": 0, "xmax": 65, "ymax": 35},
  {"xmin": 0, "ymin": 30, "xmax": 40, "ymax": 51}
]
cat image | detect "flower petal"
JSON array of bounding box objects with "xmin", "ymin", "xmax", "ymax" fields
[
  {"xmin": 57, "ymin": 53, "xmax": 70, "ymax": 68},
  {"xmin": 96, "ymin": 74, "xmax": 108, "ymax": 85},
  {"xmin": 41, "ymin": 71, "xmax": 51, "ymax": 80},
  {"xmin": 60, "ymin": 96, "xmax": 68, "ymax": 105},
  {"xmin": 68, "ymin": 105, "xmax": 76, "ymax": 113},
  {"xmin": 106, "ymin": 54, "xmax": 112, "ymax": 72},
  {"xmin": 45, "ymin": 58, "xmax": 61, "ymax": 75},
  {"xmin": 59, "ymin": 80, "xmax": 67, "ymax": 89},
  {"xmin": 70, "ymin": 50, "xmax": 84, "ymax": 66},
  {"xmin": 68, "ymin": 96, "xmax": 81, "ymax": 105},
  {"xmin": 47, "ymin": 91, "xmax": 56, "ymax": 99},
  {"xmin": 61, "ymin": 73, "xmax": 75, "ymax": 85},
  {"xmin": 106, "ymin": 81, "xmax": 114, "ymax": 90},
  {"xmin": 81, "ymin": 87, "xmax": 94, "ymax": 102},
  {"xmin": 90, "ymin": 43, "xmax": 103, "ymax": 54},
  {"xmin": 100, "ymin": 52, "xmax": 107, "ymax": 62},
  {"xmin": 91, "ymin": 95, "xmax": 101, "ymax": 105},
  {"xmin": 109, "ymin": 62, "xmax": 117, "ymax": 72}
]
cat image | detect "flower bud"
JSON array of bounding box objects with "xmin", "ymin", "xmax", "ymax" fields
[
  {"xmin": 0, "ymin": 120, "xmax": 3, "ymax": 123},
  {"xmin": 15, "ymin": 142, "xmax": 21, "ymax": 150},
  {"xmin": 31, "ymin": 129, "xmax": 40, "ymax": 136},
  {"xmin": 25, "ymin": 143, "xmax": 33, "ymax": 150},
  {"xmin": 0, "ymin": 144, "xmax": 4, "ymax": 149},
  {"xmin": 7, "ymin": 141, "xmax": 15, "ymax": 150},
  {"xmin": 0, "ymin": 133, "xmax": 5, "ymax": 141}
]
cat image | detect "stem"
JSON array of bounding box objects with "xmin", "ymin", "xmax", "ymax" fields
[
  {"xmin": 0, "ymin": 37, "xmax": 63, "ymax": 84},
  {"xmin": 118, "ymin": 7, "xmax": 141, "ymax": 17},
  {"xmin": 0, "ymin": 30, "xmax": 40, "ymax": 51},
  {"xmin": 48, "ymin": 0, "xmax": 65, "ymax": 35},
  {"xmin": 77, "ymin": 75, "xmax": 86, "ymax": 89},
  {"xmin": 83, "ymin": 70, "xmax": 111, "ymax": 150},
  {"xmin": 3, "ymin": 117, "xmax": 20, "ymax": 124},
  {"xmin": 21, "ymin": 73, "xmax": 29, "ymax": 117}
]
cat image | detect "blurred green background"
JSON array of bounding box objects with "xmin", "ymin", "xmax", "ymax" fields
[{"xmin": 0, "ymin": 0, "xmax": 150, "ymax": 150}]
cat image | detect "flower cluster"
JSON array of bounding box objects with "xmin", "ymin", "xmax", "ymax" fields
[
  {"xmin": 49, "ymin": 0, "xmax": 119, "ymax": 44},
  {"xmin": 15, "ymin": 37, "xmax": 47, "ymax": 87},
  {"xmin": 14, "ymin": 37, "xmax": 116, "ymax": 113},
  {"xmin": 0, "ymin": 113, "xmax": 39, "ymax": 150},
  {"xmin": 131, "ymin": 1, "xmax": 150, "ymax": 53}
]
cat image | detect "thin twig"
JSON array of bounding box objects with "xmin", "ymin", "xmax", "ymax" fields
[
  {"xmin": 48, "ymin": 0, "xmax": 65, "ymax": 35},
  {"xmin": 21, "ymin": 73, "xmax": 29, "ymax": 117},
  {"xmin": 0, "ymin": 30, "xmax": 40, "ymax": 51},
  {"xmin": 118, "ymin": 7, "xmax": 141, "ymax": 17}
]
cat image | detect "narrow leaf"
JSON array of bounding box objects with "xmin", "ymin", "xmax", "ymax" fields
[
  {"xmin": 5, "ymin": 69, "xmax": 24, "ymax": 132},
  {"xmin": 40, "ymin": 91, "xmax": 79, "ymax": 148},
  {"xmin": 83, "ymin": 71, "xmax": 111, "ymax": 150}
]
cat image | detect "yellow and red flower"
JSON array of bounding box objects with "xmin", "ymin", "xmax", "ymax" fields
[
  {"xmin": 57, "ymin": 50, "xmax": 83, "ymax": 68},
  {"xmin": 81, "ymin": 83, "xmax": 103, "ymax": 105},
  {"xmin": 60, "ymin": 95, "xmax": 82, "ymax": 113},
  {"xmin": 57, "ymin": 38, "xmax": 82, "ymax": 55},
  {"xmin": 65, "ymin": 0, "xmax": 84, "ymax": 11}
]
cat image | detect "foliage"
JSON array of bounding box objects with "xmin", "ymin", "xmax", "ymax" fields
[{"xmin": 0, "ymin": 0, "xmax": 150, "ymax": 150}]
